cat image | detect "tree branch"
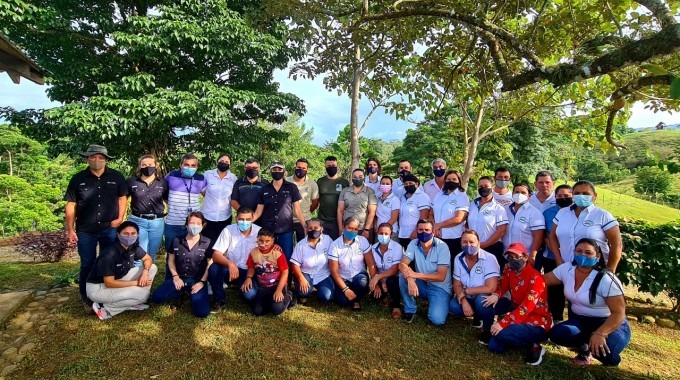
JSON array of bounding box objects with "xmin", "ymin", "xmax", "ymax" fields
[{"xmin": 635, "ymin": 0, "xmax": 676, "ymax": 27}]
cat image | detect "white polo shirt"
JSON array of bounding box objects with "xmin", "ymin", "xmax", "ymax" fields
[
  {"xmin": 503, "ymin": 202, "xmax": 545, "ymax": 250},
  {"xmin": 398, "ymin": 189, "xmax": 431, "ymax": 239},
  {"xmin": 371, "ymin": 240, "xmax": 403, "ymax": 273},
  {"xmin": 290, "ymin": 234, "xmax": 332, "ymax": 285},
  {"xmin": 364, "ymin": 176, "xmax": 382, "ymax": 197},
  {"xmin": 285, "ymin": 175, "xmax": 319, "ymax": 222},
  {"xmin": 328, "ymin": 235, "xmax": 371, "ymax": 280},
  {"xmin": 376, "ymin": 192, "xmax": 400, "ymax": 233},
  {"xmin": 467, "ymin": 198, "xmax": 509, "ymax": 243},
  {"xmin": 212, "ymin": 224, "xmax": 261, "ymax": 269},
  {"xmin": 529, "ymin": 192, "xmax": 557, "ymax": 213},
  {"xmin": 423, "ymin": 178, "xmax": 444, "ymax": 201},
  {"xmin": 553, "ymin": 204, "xmax": 619, "ymax": 263},
  {"xmin": 392, "ymin": 178, "xmax": 405, "ymax": 199},
  {"xmin": 431, "ymin": 189, "xmax": 470, "ymax": 239},
  {"xmin": 453, "ymin": 249, "xmax": 500, "ymax": 289},
  {"xmin": 200, "ymin": 169, "xmax": 238, "ymax": 221},
  {"xmin": 552, "ymin": 263, "xmax": 624, "ymax": 317},
  {"xmin": 492, "ymin": 190, "xmax": 513, "ymax": 207}
]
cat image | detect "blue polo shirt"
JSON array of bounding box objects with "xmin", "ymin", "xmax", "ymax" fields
[
  {"xmin": 404, "ymin": 238, "xmax": 451, "ymax": 294},
  {"xmin": 542, "ymin": 205, "xmax": 560, "ymax": 259}
]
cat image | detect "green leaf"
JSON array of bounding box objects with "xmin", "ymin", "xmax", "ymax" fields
[
  {"xmin": 640, "ymin": 64, "xmax": 668, "ymax": 76},
  {"xmin": 670, "ymin": 76, "xmax": 680, "ymax": 100}
]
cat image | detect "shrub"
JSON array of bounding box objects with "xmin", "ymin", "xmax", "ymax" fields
[
  {"xmin": 634, "ymin": 166, "xmax": 674, "ymax": 195},
  {"xmin": 15, "ymin": 230, "xmax": 75, "ymax": 263}
]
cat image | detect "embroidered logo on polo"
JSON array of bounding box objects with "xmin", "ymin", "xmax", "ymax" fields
[
  {"xmin": 583, "ymin": 220, "xmax": 594, "ymax": 227},
  {"xmin": 475, "ymin": 266, "xmax": 483, "ymax": 274},
  {"xmin": 518, "ymin": 217, "xmax": 527, "ymax": 223},
  {"xmin": 384, "ymin": 201, "xmax": 391, "ymax": 207},
  {"xmin": 449, "ymin": 200, "xmax": 457, "ymax": 205},
  {"xmin": 483, "ymin": 210, "xmax": 491, "ymax": 216},
  {"xmin": 336, "ymin": 184, "xmax": 343, "ymax": 192},
  {"xmin": 407, "ymin": 201, "xmax": 414, "ymax": 206}
]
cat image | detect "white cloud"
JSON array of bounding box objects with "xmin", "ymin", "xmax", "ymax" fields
[{"xmin": 627, "ymin": 101, "xmax": 678, "ymax": 129}]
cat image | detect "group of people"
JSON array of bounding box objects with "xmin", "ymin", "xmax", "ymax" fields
[{"xmin": 65, "ymin": 144, "xmax": 631, "ymax": 367}]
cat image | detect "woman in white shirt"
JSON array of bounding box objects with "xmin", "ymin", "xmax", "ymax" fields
[
  {"xmin": 375, "ymin": 175, "xmax": 400, "ymax": 239},
  {"xmin": 503, "ymin": 183, "xmax": 545, "ymax": 265},
  {"xmin": 545, "ymin": 238, "xmax": 630, "ymax": 366},
  {"xmin": 290, "ymin": 219, "xmax": 335, "ymax": 305},
  {"xmin": 368, "ymin": 223, "xmax": 404, "ymax": 319},
  {"xmin": 429, "ymin": 170, "xmax": 470, "ymax": 256},
  {"xmin": 328, "ymin": 217, "xmax": 374, "ymax": 311}
]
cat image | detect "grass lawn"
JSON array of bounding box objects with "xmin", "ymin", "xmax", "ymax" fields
[
  {"xmin": 0, "ymin": 261, "xmax": 79, "ymax": 290},
  {"xmin": 4, "ymin": 260, "xmax": 680, "ymax": 380},
  {"xmin": 584, "ymin": 186, "xmax": 680, "ymax": 225}
]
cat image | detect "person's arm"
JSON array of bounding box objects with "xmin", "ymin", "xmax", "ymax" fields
[
  {"xmin": 328, "ymin": 259, "xmax": 347, "ymax": 289},
  {"xmin": 310, "ymin": 198, "xmax": 320, "ymax": 213},
  {"xmin": 548, "ymin": 224, "xmax": 563, "ymax": 265},
  {"xmin": 364, "ymin": 204, "xmax": 377, "ymax": 231},
  {"xmin": 411, "ymin": 265, "xmax": 448, "ymax": 283},
  {"xmin": 399, "ymin": 258, "xmax": 420, "ymax": 298},
  {"xmin": 252, "ymin": 204, "xmax": 264, "ymax": 221},
  {"xmin": 543, "ymin": 270, "xmax": 562, "ymax": 286},
  {"xmin": 336, "ymin": 200, "xmax": 346, "ymax": 236},
  {"xmin": 387, "ymin": 209, "xmax": 399, "ymax": 228},
  {"xmin": 65, "ymin": 201, "xmax": 77, "ymax": 244},
  {"xmin": 589, "ymin": 295, "xmax": 626, "ymax": 358},
  {"xmin": 453, "ymin": 278, "xmax": 474, "ymax": 317},
  {"xmin": 230, "ymin": 199, "xmax": 241, "ymax": 210},
  {"xmin": 112, "ymin": 195, "xmax": 127, "ymax": 228},
  {"xmin": 273, "ymin": 269, "xmax": 289, "ymax": 302},
  {"xmin": 191, "ymin": 261, "xmax": 210, "ymax": 294},
  {"xmin": 136, "ymin": 254, "xmax": 154, "ymax": 287},
  {"xmin": 604, "ymin": 225, "xmax": 622, "ymax": 272},
  {"xmin": 435, "ymin": 210, "xmax": 468, "ymax": 229},
  {"xmin": 240, "ymin": 254, "xmax": 256, "ymax": 292},
  {"xmin": 529, "ymin": 229, "xmax": 545, "ymax": 265},
  {"xmin": 167, "ymin": 252, "xmax": 185, "ymax": 290},
  {"xmin": 364, "ymin": 252, "xmax": 378, "ymax": 279},
  {"xmin": 293, "ymin": 201, "xmax": 306, "ymax": 229},
  {"xmin": 481, "ymin": 224, "xmax": 507, "ymax": 248},
  {"xmin": 103, "ymin": 275, "xmax": 139, "ymax": 288},
  {"xmin": 465, "ymin": 276, "xmax": 499, "ymax": 296},
  {"xmin": 497, "ymin": 275, "xmax": 546, "ymax": 328},
  {"xmin": 291, "ymin": 263, "xmax": 305, "ymax": 283}
]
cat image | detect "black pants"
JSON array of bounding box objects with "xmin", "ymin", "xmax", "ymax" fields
[
  {"xmin": 442, "ymin": 238, "xmax": 462, "ymax": 256},
  {"xmin": 542, "ymin": 257, "xmax": 566, "ymax": 321},
  {"xmin": 399, "ymin": 238, "xmax": 411, "ymax": 250},
  {"xmin": 203, "ymin": 217, "xmax": 232, "ymax": 250},
  {"xmin": 371, "ymin": 275, "xmax": 401, "ymax": 309},
  {"xmin": 293, "ymin": 221, "xmax": 306, "ymax": 243},
  {"xmin": 485, "ymin": 241, "xmax": 506, "ymax": 269},
  {"xmin": 321, "ymin": 220, "xmax": 340, "ymax": 240},
  {"xmin": 253, "ymin": 285, "xmax": 291, "ymax": 316}
]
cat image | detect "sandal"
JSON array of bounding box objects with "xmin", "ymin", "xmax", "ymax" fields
[
  {"xmin": 391, "ymin": 308, "xmax": 402, "ymax": 319},
  {"xmin": 352, "ymin": 302, "xmax": 362, "ymax": 311}
]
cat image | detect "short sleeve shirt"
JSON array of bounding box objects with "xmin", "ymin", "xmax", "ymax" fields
[
  {"xmin": 376, "ymin": 193, "xmax": 400, "ymax": 233},
  {"xmin": 492, "ymin": 190, "xmax": 513, "ymax": 207},
  {"xmin": 398, "ymin": 190, "xmax": 431, "ymax": 239},
  {"xmin": 200, "ymin": 169, "xmax": 237, "ymax": 222},
  {"xmin": 529, "ymin": 192, "xmax": 557, "ymax": 213},
  {"xmin": 404, "ymin": 238, "xmax": 451, "ymax": 293},
  {"xmin": 165, "ymin": 171, "xmax": 208, "ymax": 226},
  {"xmin": 552, "ymin": 263, "xmax": 624, "ymax": 317},
  {"xmin": 290, "ymin": 234, "xmax": 332, "ymax": 285},
  {"xmin": 64, "ymin": 167, "xmax": 128, "ymax": 233},
  {"xmin": 247, "ymin": 245, "xmax": 289, "ymax": 288},
  {"xmin": 542, "ymin": 205, "xmax": 560, "ymax": 259},
  {"xmin": 339, "ymin": 185, "xmax": 378, "ymax": 229},
  {"xmin": 317, "ymin": 176, "xmax": 349, "ymax": 222},
  {"xmin": 392, "ymin": 178, "xmax": 405, "ymax": 199},
  {"xmin": 423, "ymin": 178, "xmax": 444, "ymax": 201},
  {"xmin": 127, "ymin": 176, "xmax": 167, "ymax": 216},
  {"xmin": 170, "ymin": 235, "xmax": 211, "ymax": 279},
  {"xmin": 431, "ymin": 189, "xmax": 470, "ymax": 239},
  {"xmin": 86, "ymin": 242, "xmax": 146, "ymax": 283},
  {"xmin": 503, "ymin": 202, "xmax": 545, "ymax": 250},
  {"xmin": 231, "ymin": 177, "xmax": 269, "ymax": 212},
  {"xmin": 328, "ymin": 236, "xmax": 371, "ymax": 280},
  {"xmin": 364, "ymin": 176, "xmax": 382, "ymax": 197},
  {"xmin": 259, "ymin": 181, "xmax": 302, "ymax": 233},
  {"xmin": 453, "ymin": 249, "xmax": 500, "ymax": 289},
  {"xmin": 211, "ymin": 224, "xmax": 261, "ymax": 268},
  {"xmin": 467, "ymin": 198, "xmax": 509, "ymax": 243},
  {"xmin": 286, "ymin": 175, "xmax": 319, "ymax": 222},
  {"xmin": 371, "ymin": 240, "xmax": 403, "ymax": 273},
  {"xmin": 553, "ymin": 205, "xmax": 619, "ymax": 263}
]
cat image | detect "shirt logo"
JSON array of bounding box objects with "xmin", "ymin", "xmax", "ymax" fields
[
  {"xmin": 264, "ymin": 192, "xmax": 270, "ymax": 196},
  {"xmin": 583, "ymin": 220, "xmax": 594, "ymax": 227},
  {"xmin": 336, "ymin": 184, "xmax": 343, "ymax": 192},
  {"xmin": 483, "ymin": 210, "xmax": 491, "ymax": 216},
  {"xmin": 407, "ymin": 201, "xmax": 414, "ymax": 206},
  {"xmin": 449, "ymin": 200, "xmax": 457, "ymax": 206},
  {"xmin": 518, "ymin": 216, "xmax": 527, "ymax": 223},
  {"xmin": 475, "ymin": 266, "xmax": 483, "ymax": 274},
  {"xmin": 385, "ymin": 202, "xmax": 391, "ymax": 207}
]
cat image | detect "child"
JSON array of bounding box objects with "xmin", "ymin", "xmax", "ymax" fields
[{"xmin": 241, "ymin": 228, "xmax": 292, "ymax": 316}]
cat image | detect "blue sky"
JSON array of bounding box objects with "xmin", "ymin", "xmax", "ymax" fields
[{"xmin": 1, "ymin": 70, "xmax": 677, "ymax": 146}]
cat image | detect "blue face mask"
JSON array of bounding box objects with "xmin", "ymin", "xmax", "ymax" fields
[
  {"xmin": 118, "ymin": 235, "xmax": 137, "ymax": 247},
  {"xmin": 237, "ymin": 220, "xmax": 252, "ymax": 232},
  {"xmin": 182, "ymin": 167, "xmax": 197, "ymax": 177},
  {"xmin": 462, "ymin": 245, "xmax": 479, "ymax": 256},
  {"xmin": 187, "ymin": 225, "xmax": 202, "ymax": 236},
  {"xmin": 377, "ymin": 234, "xmax": 391, "ymax": 245},
  {"xmin": 343, "ymin": 230, "xmax": 358, "ymax": 241},
  {"xmin": 433, "ymin": 169, "xmax": 446, "ymax": 178},
  {"xmin": 573, "ymin": 254, "xmax": 599, "ymax": 268},
  {"xmin": 417, "ymin": 232, "xmax": 433, "ymax": 243},
  {"xmin": 573, "ymin": 194, "xmax": 593, "ymax": 208}
]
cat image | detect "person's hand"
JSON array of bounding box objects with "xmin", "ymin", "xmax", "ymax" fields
[
  {"xmin": 228, "ymin": 263, "xmax": 239, "ymax": 282},
  {"xmin": 490, "ymin": 322, "xmax": 503, "ymax": 336},
  {"xmin": 462, "ymin": 298, "xmax": 474, "ymax": 317},
  {"xmin": 409, "ymin": 230, "xmax": 417, "ymax": 239},
  {"xmin": 298, "ymin": 278, "xmax": 310, "ymax": 294},
  {"xmin": 528, "ymin": 256, "xmax": 536, "ymax": 267},
  {"xmin": 407, "ymin": 279, "xmax": 419, "ymax": 297},
  {"xmin": 361, "ymin": 229, "xmax": 370, "ymax": 239},
  {"xmin": 369, "ymin": 276, "xmax": 379, "ymax": 292},
  {"xmin": 589, "ymin": 333, "xmax": 610, "ymax": 358},
  {"xmin": 372, "ymin": 284, "xmax": 382, "ymax": 298},
  {"xmin": 381, "ymin": 281, "xmax": 388, "ymax": 293},
  {"xmin": 273, "ymin": 290, "xmax": 284, "ymax": 302},
  {"xmin": 191, "ymin": 281, "xmax": 204, "ymax": 294},
  {"xmin": 401, "ymin": 265, "xmax": 415, "ymax": 279},
  {"xmin": 433, "ymin": 225, "xmax": 442, "ymax": 238},
  {"xmin": 482, "ymin": 293, "xmax": 499, "ymax": 307},
  {"xmin": 241, "ymin": 278, "xmax": 252, "ymax": 292},
  {"xmin": 173, "ymin": 276, "xmax": 184, "ymax": 290},
  {"xmin": 137, "ymin": 271, "xmax": 152, "ymax": 287},
  {"xmin": 344, "ymin": 288, "xmax": 357, "ymax": 301},
  {"xmin": 66, "ymin": 230, "xmax": 78, "ymax": 246},
  {"xmin": 110, "ymin": 218, "xmax": 123, "ymax": 228}
]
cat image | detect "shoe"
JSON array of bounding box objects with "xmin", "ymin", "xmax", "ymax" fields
[
  {"xmin": 298, "ymin": 297, "xmax": 308, "ymax": 306},
  {"xmin": 288, "ymin": 294, "xmax": 297, "ymax": 309},
  {"xmin": 572, "ymin": 352, "xmax": 592, "ymax": 366},
  {"xmin": 471, "ymin": 317, "xmax": 483, "ymax": 329},
  {"xmin": 92, "ymin": 303, "xmax": 111, "ymax": 321},
  {"xmin": 525, "ymin": 344, "xmax": 546, "ymax": 366},
  {"xmin": 127, "ymin": 304, "xmax": 149, "ymax": 311},
  {"xmin": 478, "ymin": 331, "xmax": 492, "ymax": 345},
  {"xmin": 391, "ymin": 308, "xmax": 402, "ymax": 319},
  {"xmin": 83, "ymin": 299, "xmax": 95, "ymax": 315},
  {"xmin": 403, "ymin": 313, "xmax": 415, "ymax": 324},
  {"xmin": 351, "ymin": 302, "xmax": 361, "ymax": 311},
  {"xmin": 210, "ymin": 301, "xmax": 225, "ymax": 314}
]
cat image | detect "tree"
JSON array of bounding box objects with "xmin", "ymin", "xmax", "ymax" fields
[
  {"xmin": 635, "ymin": 166, "xmax": 674, "ymax": 195},
  {"xmin": 0, "ymin": 174, "xmax": 62, "ymax": 235},
  {"xmin": 323, "ymin": 124, "xmax": 393, "ymax": 178},
  {"xmin": 1, "ymin": 0, "xmax": 305, "ymax": 171}
]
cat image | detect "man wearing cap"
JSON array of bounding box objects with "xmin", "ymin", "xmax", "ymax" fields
[
  {"xmin": 481, "ymin": 242, "xmax": 552, "ymax": 365},
  {"xmin": 231, "ymin": 158, "xmax": 269, "ymax": 223},
  {"xmin": 64, "ymin": 144, "xmax": 128, "ymax": 312},
  {"xmin": 253, "ymin": 162, "xmax": 307, "ymax": 260}
]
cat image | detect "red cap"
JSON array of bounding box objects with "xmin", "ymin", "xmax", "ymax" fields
[{"xmin": 505, "ymin": 242, "xmax": 528, "ymax": 257}]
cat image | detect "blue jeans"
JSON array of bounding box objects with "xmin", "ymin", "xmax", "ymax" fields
[
  {"xmin": 400, "ymin": 275, "xmax": 451, "ymax": 326},
  {"xmin": 207, "ymin": 264, "xmax": 257, "ymax": 303},
  {"xmin": 128, "ymin": 215, "xmax": 164, "ymax": 262},
  {"xmin": 489, "ymin": 324, "xmax": 548, "ymax": 353},
  {"xmin": 77, "ymin": 228, "xmax": 117, "ymax": 299},
  {"xmin": 550, "ymin": 315, "xmax": 631, "ymax": 366},
  {"xmin": 335, "ymin": 273, "xmax": 369, "ymax": 306},
  {"xmin": 275, "ymin": 230, "xmax": 295, "ymax": 261},
  {"xmin": 151, "ymin": 278, "xmax": 211, "ymax": 318},
  {"xmin": 449, "ymin": 293, "xmax": 496, "ymax": 332},
  {"xmin": 295, "ymin": 273, "xmax": 335, "ymax": 302}
]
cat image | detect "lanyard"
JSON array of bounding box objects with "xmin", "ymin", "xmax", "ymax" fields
[{"xmin": 182, "ymin": 177, "xmax": 194, "ymax": 206}]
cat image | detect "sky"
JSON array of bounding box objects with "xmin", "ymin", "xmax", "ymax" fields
[{"xmin": 1, "ymin": 70, "xmax": 678, "ymax": 146}]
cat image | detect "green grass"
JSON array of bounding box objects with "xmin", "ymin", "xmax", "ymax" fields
[
  {"xmin": 592, "ymin": 186, "xmax": 680, "ymax": 224},
  {"xmin": 604, "ymin": 130, "xmax": 680, "ymax": 169},
  {"xmin": 0, "ymin": 261, "xmax": 79, "ymax": 290},
  {"xmin": 599, "ymin": 175, "xmax": 680, "ymax": 203}
]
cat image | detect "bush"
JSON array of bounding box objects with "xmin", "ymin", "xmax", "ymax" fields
[
  {"xmin": 634, "ymin": 166, "xmax": 674, "ymax": 195},
  {"xmin": 574, "ymin": 155, "xmax": 629, "ymax": 184},
  {"xmin": 618, "ymin": 220, "xmax": 680, "ymax": 312},
  {"xmin": 15, "ymin": 230, "xmax": 75, "ymax": 263}
]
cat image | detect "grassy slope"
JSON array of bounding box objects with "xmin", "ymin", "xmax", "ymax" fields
[
  {"xmin": 594, "ymin": 186, "xmax": 680, "ymax": 224},
  {"xmin": 604, "ymin": 130, "xmax": 680, "ymax": 169}
]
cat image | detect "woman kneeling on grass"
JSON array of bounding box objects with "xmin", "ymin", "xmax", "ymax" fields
[
  {"xmin": 151, "ymin": 212, "xmax": 212, "ymax": 318},
  {"xmin": 368, "ymin": 223, "xmax": 403, "ymax": 319},
  {"xmin": 545, "ymin": 238, "xmax": 631, "ymax": 366},
  {"xmin": 290, "ymin": 219, "xmax": 335, "ymax": 305},
  {"xmin": 86, "ymin": 221, "xmax": 157, "ymax": 321},
  {"xmin": 328, "ymin": 217, "xmax": 373, "ymax": 311}
]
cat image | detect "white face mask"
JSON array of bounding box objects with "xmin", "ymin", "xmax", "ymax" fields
[{"xmin": 512, "ymin": 193, "xmax": 529, "ymax": 205}]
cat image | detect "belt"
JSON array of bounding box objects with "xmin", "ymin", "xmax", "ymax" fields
[{"xmin": 132, "ymin": 213, "xmax": 165, "ymax": 220}]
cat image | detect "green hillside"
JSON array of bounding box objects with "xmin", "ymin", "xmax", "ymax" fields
[
  {"xmin": 594, "ymin": 186, "xmax": 680, "ymax": 224},
  {"xmin": 604, "ymin": 130, "xmax": 680, "ymax": 169}
]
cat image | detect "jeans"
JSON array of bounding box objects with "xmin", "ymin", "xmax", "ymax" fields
[
  {"xmin": 550, "ymin": 315, "xmax": 631, "ymax": 366},
  {"xmin": 295, "ymin": 273, "xmax": 335, "ymax": 302},
  {"xmin": 151, "ymin": 277, "xmax": 211, "ymax": 318},
  {"xmin": 400, "ymin": 275, "xmax": 451, "ymax": 326},
  {"xmin": 163, "ymin": 224, "xmax": 186, "ymax": 279},
  {"xmin": 253, "ymin": 284, "xmax": 291, "ymax": 316},
  {"xmin": 77, "ymin": 228, "xmax": 117, "ymax": 300},
  {"xmin": 369, "ymin": 275, "xmax": 401, "ymax": 309},
  {"xmin": 449, "ymin": 293, "xmax": 496, "ymax": 332},
  {"xmin": 207, "ymin": 264, "xmax": 257, "ymax": 303},
  {"xmin": 275, "ymin": 230, "xmax": 295, "ymax": 261},
  {"xmin": 489, "ymin": 323, "xmax": 548, "ymax": 353},
  {"xmin": 128, "ymin": 215, "xmax": 164, "ymax": 262},
  {"xmin": 335, "ymin": 273, "xmax": 369, "ymax": 306}
]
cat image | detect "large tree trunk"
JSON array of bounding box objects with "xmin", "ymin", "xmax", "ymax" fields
[
  {"xmin": 348, "ymin": 0, "xmax": 369, "ymax": 172},
  {"xmin": 461, "ymin": 102, "xmax": 486, "ymax": 188}
]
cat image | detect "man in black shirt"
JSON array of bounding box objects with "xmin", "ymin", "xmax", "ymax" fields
[
  {"xmin": 64, "ymin": 144, "xmax": 128, "ymax": 312},
  {"xmin": 230, "ymin": 158, "xmax": 269, "ymax": 223}
]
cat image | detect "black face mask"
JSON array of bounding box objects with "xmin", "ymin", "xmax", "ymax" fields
[
  {"xmin": 140, "ymin": 167, "xmax": 156, "ymax": 177},
  {"xmin": 271, "ymin": 171, "xmax": 284, "ymax": 181},
  {"xmin": 217, "ymin": 162, "xmax": 230, "ymax": 172},
  {"xmin": 295, "ymin": 169, "xmax": 307, "ymax": 178},
  {"xmin": 444, "ymin": 182, "xmax": 458, "ymax": 191},
  {"xmin": 367, "ymin": 167, "xmax": 378, "ymax": 174},
  {"xmin": 478, "ymin": 187, "xmax": 492, "ymax": 197},
  {"xmin": 307, "ymin": 230, "xmax": 321, "ymax": 240},
  {"xmin": 404, "ymin": 185, "xmax": 417, "ymax": 194},
  {"xmin": 556, "ymin": 197, "xmax": 573, "ymax": 208},
  {"xmin": 326, "ymin": 166, "xmax": 338, "ymax": 177},
  {"xmin": 245, "ymin": 169, "xmax": 259, "ymax": 179},
  {"xmin": 399, "ymin": 170, "xmax": 410, "ymax": 179}
]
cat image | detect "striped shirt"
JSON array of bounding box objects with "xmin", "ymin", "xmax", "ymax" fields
[{"xmin": 165, "ymin": 171, "xmax": 208, "ymax": 226}]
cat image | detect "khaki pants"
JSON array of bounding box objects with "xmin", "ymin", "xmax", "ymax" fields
[{"xmin": 86, "ymin": 265, "xmax": 157, "ymax": 317}]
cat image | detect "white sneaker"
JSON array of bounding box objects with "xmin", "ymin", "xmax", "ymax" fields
[
  {"xmin": 127, "ymin": 304, "xmax": 150, "ymax": 311},
  {"xmin": 92, "ymin": 303, "xmax": 112, "ymax": 321}
]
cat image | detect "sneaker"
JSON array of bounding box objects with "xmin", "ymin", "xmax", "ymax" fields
[
  {"xmin": 127, "ymin": 304, "xmax": 149, "ymax": 311},
  {"xmin": 572, "ymin": 352, "xmax": 592, "ymax": 366},
  {"xmin": 210, "ymin": 302, "xmax": 225, "ymax": 314},
  {"xmin": 552, "ymin": 319, "xmax": 563, "ymax": 327},
  {"xmin": 478, "ymin": 331, "xmax": 492, "ymax": 345},
  {"xmin": 471, "ymin": 317, "xmax": 483, "ymax": 329},
  {"xmin": 288, "ymin": 294, "xmax": 297, "ymax": 309},
  {"xmin": 403, "ymin": 313, "xmax": 416, "ymax": 324},
  {"xmin": 92, "ymin": 303, "xmax": 111, "ymax": 321},
  {"xmin": 525, "ymin": 344, "xmax": 546, "ymax": 366}
]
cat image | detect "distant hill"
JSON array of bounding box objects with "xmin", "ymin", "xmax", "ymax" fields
[{"xmin": 604, "ymin": 130, "xmax": 680, "ymax": 169}]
